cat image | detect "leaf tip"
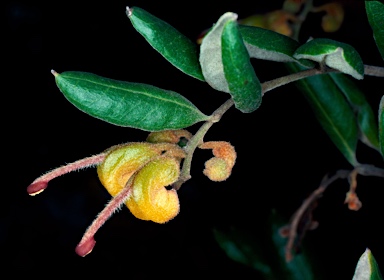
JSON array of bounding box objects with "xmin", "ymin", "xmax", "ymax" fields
[
  {"xmin": 51, "ymin": 69, "xmax": 59, "ymax": 77},
  {"xmin": 126, "ymin": 6, "xmax": 132, "ymax": 17}
]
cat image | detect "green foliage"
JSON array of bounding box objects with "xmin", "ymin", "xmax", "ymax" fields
[
  {"xmin": 199, "ymin": 13, "xmax": 239, "ymax": 94},
  {"xmin": 29, "ymin": 0, "xmax": 384, "ymax": 278},
  {"xmin": 293, "ymin": 38, "xmax": 364, "ymax": 80},
  {"xmin": 365, "ymin": 1, "xmax": 384, "ymax": 61},
  {"xmin": 352, "ymin": 248, "xmax": 383, "ymax": 280},
  {"xmin": 53, "ymin": 71, "xmax": 209, "ymax": 131},
  {"xmin": 329, "ymin": 73, "xmax": 380, "ymax": 152},
  {"xmin": 221, "ymin": 18, "xmax": 262, "ymax": 113},
  {"xmin": 238, "ymin": 25, "xmax": 314, "ymax": 67},
  {"xmin": 127, "ymin": 6, "xmax": 205, "ymax": 81},
  {"xmin": 286, "ymin": 63, "xmax": 359, "ymax": 166}
]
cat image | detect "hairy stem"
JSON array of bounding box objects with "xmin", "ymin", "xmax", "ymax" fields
[
  {"xmin": 263, "ymin": 63, "xmax": 384, "ymax": 95},
  {"xmin": 173, "ymin": 99, "xmax": 234, "ymax": 190},
  {"xmin": 364, "ymin": 65, "xmax": 384, "ymax": 77},
  {"xmin": 262, "ymin": 67, "xmax": 321, "ymax": 94}
]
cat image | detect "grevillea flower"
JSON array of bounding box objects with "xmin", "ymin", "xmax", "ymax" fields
[
  {"xmin": 312, "ymin": 3, "xmax": 344, "ymax": 33},
  {"xmin": 199, "ymin": 141, "xmax": 237, "ymax": 182},
  {"xmin": 27, "ymin": 132, "xmax": 188, "ymax": 257}
]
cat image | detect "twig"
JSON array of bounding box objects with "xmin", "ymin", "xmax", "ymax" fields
[
  {"xmin": 173, "ymin": 99, "xmax": 234, "ymax": 190},
  {"xmin": 364, "ymin": 65, "xmax": 384, "ymax": 77},
  {"xmin": 284, "ymin": 169, "xmax": 350, "ymax": 262},
  {"xmin": 284, "ymin": 164, "xmax": 384, "ymax": 262}
]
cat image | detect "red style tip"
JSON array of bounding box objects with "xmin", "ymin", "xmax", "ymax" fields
[
  {"xmin": 75, "ymin": 237, "xmax": 96, "ymax": 257},
  {"xmin": 27, "ymin": 181, "xmax": 48, "ymax": 196}
]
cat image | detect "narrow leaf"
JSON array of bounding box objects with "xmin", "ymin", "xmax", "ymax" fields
[
  {"xmin": 352, "ymin": 248, "xmax": 383, "ymax": 280},
  {"xmin": 366, "ymin": 1, "xmax": 384, "ymax": 61},
  {"xmin": 199, "ymin": 12, "xmax": 238, "ymax": 94},
  {"xmin": 52, "ymin": 70, "xmax": 209, "ymax": 131},
  {"xmin": 329, "ymin": 73, "xmax": 380, "ymax": 152},
  {"xmin": 126, "ymin": 6, "xmax": 205, "ymax": 81},
  {"xmin": 286, "ymin": 63, "xmax": 359, "ymax": 166},
  {"xmin": 293, "ymin": 38, "xmax": 364, "ymax": 80},
  {"xmin": 221, "ymin": 19, "xmax": 262, "ymax": 113},
  {"xmin": 238, "ymin": 25, "xmax": 314, "ymax": 68},
  {"xmin": 380, "ymin": 96, "xmax": 384, "ymax": 158}
]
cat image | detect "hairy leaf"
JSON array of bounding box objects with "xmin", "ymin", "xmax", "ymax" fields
[
  {"xmin": 293, "ymin": 38, "xmax": 364, "ymax": 80},
  {"xmin": 238, "ymin": 25, "xmax": 314, "ymax": 68},
  {"xmin": 199, "ymin": 12, "xmax": 238, "ymax": 94},
  {"xmin": 221, "ymin": 19, "xmax": 262, "ymax": 113},
  {"xmin": 366, "ymin": 1, "xmax": 384, "ymax": 61},
  {"xmin": 53, "ymin": 71, "xmax": 209, "ymax": 131},
  {"xmin": 126, "ymin": 6, "xmax": 205, "ymax": 81},
  {"xmin": 329, "ymin": 73, "xmax": 380, "ymax": 152},
  {"xmin": 352, "ymin": 248, "xmax": 383, "ymax": 280},
  {"xmin": 287, "ymin": 63, "xmax": 359, "ymax": 166}
]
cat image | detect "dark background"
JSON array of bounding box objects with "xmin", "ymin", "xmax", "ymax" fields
[{"xmin": 4, "ymin": 0, "xmax": 383, "ymax": 278}]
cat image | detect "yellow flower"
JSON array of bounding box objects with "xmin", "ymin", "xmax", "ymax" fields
[
  {"xmin": 199, "ymin": 141, "xmax": 237, "ymax": 182},
  {"xmin": 27, "ymin": 136, "xmax": 186, "ymax": 257}
]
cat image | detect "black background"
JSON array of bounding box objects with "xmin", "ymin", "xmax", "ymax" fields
[{"xmin": 4, "ymin": 0, "xmax": 383, "ymax": 278}]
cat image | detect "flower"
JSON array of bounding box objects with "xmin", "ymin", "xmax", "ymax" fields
[
  {"xmin": 27, "ymin": 133, "xmax": 187, "ymax": 257},
  {"xmin": 199, "ymin": 141, "xmax": 237, "ymax": 182}
]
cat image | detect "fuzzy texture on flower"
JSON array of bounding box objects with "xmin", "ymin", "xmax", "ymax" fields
[
  {"xmin": 97, "ymin": 142, "xmax": 185, "ymax": 223},
  {"xmin": 199, "ymin": 141, "xmax": 237, "ymax": 182},
  {"xmin": 97, "ymin": 142, "xmax": 162, "ymax": 197},
  {"xmin": 28, "ymin": 138, "xmax": 187, "ymax": 256},
  {"xmin": 146, "ymin": 129, "xmax": 192, "ymax": 144},
  {"xmin": 127, "ymin": 156, "xmax": 181, "ymax": 223}
]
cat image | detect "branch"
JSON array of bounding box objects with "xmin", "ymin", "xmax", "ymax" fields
[
  {"xmin": 283, "ymin": 164, "xmax": 384, "ymax": 262},
  {"xmin": 262, "ymin": 67, "xmax": 321, "ymax": 94},
  {"xmin": 364, "ymin": 65, "xmax": 384, "ymax": 77},
  {"xmin": 262, "ymin": 63, "xmax": 384, "ymax": 96}
]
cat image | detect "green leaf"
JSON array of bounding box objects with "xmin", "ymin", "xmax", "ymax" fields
[
  {"xmin": 126, "ymin": 6, "xmax": 205, "ymax": 81},
  {"xmin": 238, "ymin": 25, "xmax": 314, "ymax": 68},
  {"xmin": 199, "ymin": 12, "xmax": 262, "ymax": 113},
  {"xmin": 212, "ymin": 210, "xmax": 318, "ymax": 280},
  {"xmin": 286, "ymin": 63, "xmax": 359, "ymax": 166},
  {"xmin": 199, "ymin": 12, "xmax": 238, "ymax": 94},
  {"xmin": 329, "ymin": 73, "xmax": 380, "ymax": 152},
  {"xmin": 212, "ymin": 227, "xmax": 273, "ymax": 276},
  {"xmin": 380, "ymin": 96, "xmax": 384, "ymax": 158},
  {"xmin": 293, "ymin": 38, "xmax": 364, "ymax": 80},
  {"xmin": 52, "ymin": 70, "xmax": 209, "ymax": 131},
  {"xmin": 221, "ymin": 19, "xmax": 262, "ymax": 113},
  {"xmin": 366, "ymin": 1, "xmax": 384, "ymax": 61},
  {"xmin": 352, "ymin": 248, "xmax": 383, "ymax": 280}
]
